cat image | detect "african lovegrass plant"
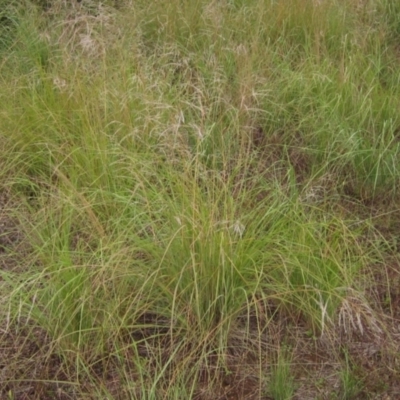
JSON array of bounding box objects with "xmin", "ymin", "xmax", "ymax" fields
[{"xmin": 1, "ymin": 0, "xmax": 399, "ymax": 398}]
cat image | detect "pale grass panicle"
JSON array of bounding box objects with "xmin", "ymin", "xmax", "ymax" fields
[
  {"xmin": 231, "ymin": 220, "xmax": 245, "ymax": 238},
  {"xmin": 338, "ymin": 288, "xmax": 383, "ymax": 339}
]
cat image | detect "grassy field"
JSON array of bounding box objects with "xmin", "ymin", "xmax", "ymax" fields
[{"xmin": 1, "ymin": 0, "xmax": 400, "ymax": 398}]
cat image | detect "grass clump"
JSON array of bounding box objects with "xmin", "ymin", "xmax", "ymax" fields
[
  {"xmin": 267, "ymin": 345, "xmax": 295, "ymax": 400},
  {"xmin": 338, "ymin": 351, "xmax": 364, "ymax": 400},
  {"xmin": 1, "ymin": 0, "xmax": 400, "ymax": 398}
]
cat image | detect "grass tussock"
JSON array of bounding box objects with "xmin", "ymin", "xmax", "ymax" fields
[{"xmin": 1, "ymin": 0, "xmax": 400, "ymax": 398}]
